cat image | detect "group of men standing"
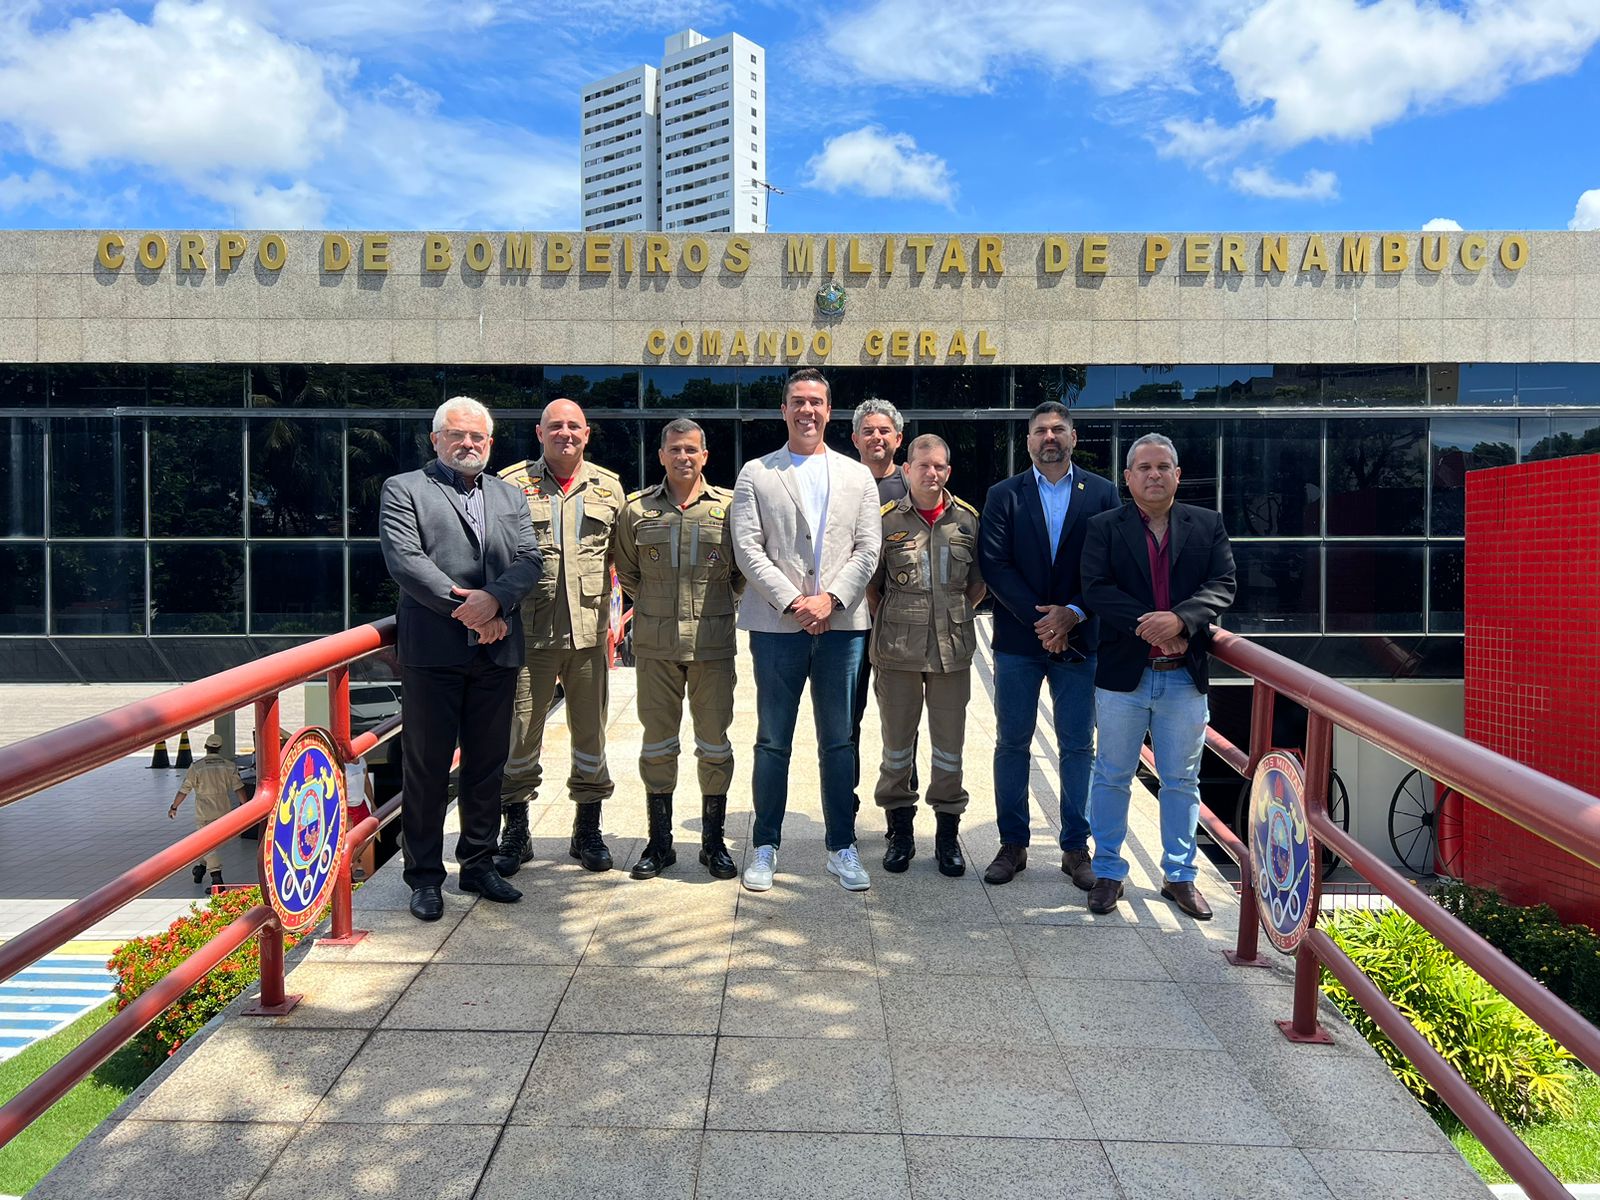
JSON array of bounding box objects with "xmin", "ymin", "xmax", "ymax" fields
[{"xmin": 377, "ymin": 369, "xmax": 1235, "ymax": 926}]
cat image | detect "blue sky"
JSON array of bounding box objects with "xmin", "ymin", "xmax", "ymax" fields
[{"xmin": 0, "ymin": 0, "xmax": 1597, "ymax": 233}]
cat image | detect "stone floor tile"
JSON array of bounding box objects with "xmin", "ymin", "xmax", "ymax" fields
[
  {"xmin": 551, "ymin": 964, "xmax": 725, "ymax": 1034},
  {"xmin": 1033, "ymin": 979, "xmax": 1221, "ymax": 1051},
  {"xmin": 512, "ymin": 1032, "xmax": 714, "ymax": 1128},
  {"xmin": 864, "ymin": 877, "xmax": 998, "ymax": 924},
  {"xmin": 904, "ymin": 1134, "xmax": 1121, "ymax": 1200},
  {"xmin": 730, "ymin": 909, "xmax": 876, "ymax": 972},
  {"xmin": 878, "ymin": 972, "xmax": 1048, "ymax": 1044},
  {"xmin": 584, "ymin": 910, "xmax": 735, "ymax": 970},
  {"xmin": 698, "ymin": 1131, "xmax": 910, "ymax": 1200},
  {"xmin": 1180, "ymin": 981, "xmax": 1367, "ymax": 1061},
  {"xmin": 311, "ymin": 1030, "xmax": 541, "ymax": 1124},
  {"xmin": 29, "ymin": 1119, "xmax": 297, "ymax": 1200},
  {"xmin": 1139, "ymin": 926, "xmax": 1295, "ymax": 985},
  {"xmin": 869, "ymin": 918, "xmax": 1021, "ymax": 976},
  {"xmin": 1064, "ymin": 1047, "xmax": 1292, "ymax": 1146},
  {"xmin": 251, "ymin": 1122, "xmax": 503, "ymax": 1200},
  {"xmin": 1303, "ymin": 1148, "xmax": 1494, "ymax": 1199},
  {"xmin": 476, "ymin": 1126, "xmax": 701, "ymax": 1200},
  {"xmin": 890, "ymin": 1042, "xmax": 1089, "ymax": 1138},
  {"xmin": 258, "ymin": 961, "xmax": 420, "ymax": 1029},
  {"xmin": 431, "ymin": 896, "xmax": 602, "ymax": 965},
  {"xmin": 734, "ymin": 872, "xmax": 873, "ymax": 919},
  {"xmin": 721, "ymin": 968, "xmax": 886, "ymax": 1039},
  {"xmin": 380, "ymin": 962, "xmax": 573, "ymax": 1031},
  {"xmin": 603, "ymin": 874, "xmax": 741, "ymax": 921},
  {"xmin": 131, "ymin": 1026, "xmax": 367, "ymax": 1122},
  {"xmin": 708, "ymin": 1036, "xmax": 897, "ymax": 1133},
  {"xmin": 1007, "ymin": 924, "xmax": 1171, "ymax": 980},
  {"xmin": 983, "ymin": 878, "xmax": 1125, "ymax": 926},
  {"xmin": 1104, "ymin": 1141, "xmax": 1337, "ymax": 1200},
  {"xmin": 302, "ymin": 905, "xmax": 469, "ymax": 964},
  {"xmin": 1244, "ymin": 1050, "xmax": 1452, "ymax": 1152}
]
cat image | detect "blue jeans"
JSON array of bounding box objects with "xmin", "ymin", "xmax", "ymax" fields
[
  {"xmin": 1088, "ymin": 668, "xmax": 1209, "ymax": 884},
  {"xmin": 750, "ymin": 629, "xmax": 867, "ymax": 852},
  {"xmin": 992, "ymin": 650, "xmax": 1096, "ymax": 850}
]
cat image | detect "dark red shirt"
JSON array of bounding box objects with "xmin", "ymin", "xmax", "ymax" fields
[
  {"xmin": 916, "ymin": 501, "xmax": 947, "ymax": 526},
  {"xmin": 554, "ymin": 474, "xmax": 575, "ymax": 493},
  {"xmin": 1138, "ymin": 508, "xmax": 1173, "ymax": 659}
]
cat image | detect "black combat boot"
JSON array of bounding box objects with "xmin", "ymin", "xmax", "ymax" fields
[
  {"xmin": 934, "ymin": 811, "xmax": 966, "ymax": 877},
  {"xmin": 569, "ymin": 802, "xmax": 613, "ymax": 872},
  {"xmin": 209, "ymin": 870, "xmax": 225, "ymax": 888},
  {"xmin": 698, "ymin": 794, "xmax": 737, "ymax": 879},
  {"xmin": 494, "ymin": 802, "xmax": 534, "ymax": 877},
  {"xmin": 631, "ymin": 793, "xmax": 677, "ymax": 879},
  {"xmin": 192, "ymin": 863, "xmax": 206, "ymax": 885},
  {"xmin": 883, "ymin": 805, "xmax": 916, "ymax": 873}
]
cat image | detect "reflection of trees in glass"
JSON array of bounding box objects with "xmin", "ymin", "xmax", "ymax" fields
[
  {"xmin": 249, "ymin": 418, "xmax": 342, "ymax": 536},
  {"xmin": 545, "ymin": 371, "xmax": 638, "ymax": 408},
  {"xmin": 347, "ymin": 421, "xmax": 431, "ymax": 536},
  {"xmin": 1526, "ymin": 423, "xmax": 1600, "ymax": 462},
  {"xmin": 49, "ymin": 418, "xmax": 143, "ymax": 537},
  {"xmin": 350, "ymin": 545, "xmax": 401, "ymax": 624},
  {"xmin": 444, "ymin": 367, "xmax": 543, "ymax": 411},
  {"xmin": 152, "ymin": 545, "xmax": 244, "ymax": 634},
  {"xmin": 149, "ymin": 418, "xmax": 243, "ymax": 537},
  {"xmin": 644, "ymin": 374, "xmax": 736, "ymax": 409},
  {"xmin": 1327, "ymin": 419, "xmax": 1427, "ymax": 535},
  {"xmin": 913, "ymin": 367, "xmax": 1006, "ymax": 409},
  {"xmin": 1, "ymin": 416, "xmax": 45, "ymax": 537},
  {"xmin": 343, "ymin": 366, "xmax": 444, "ymax": 410},
  {"xmin": 0, "ymin": 545, "xmax": 45, "ymax": 633},
  {"xmin": 250, "ymin": 544, "xmax": 342, "ymax": 634},
  {"xmin": 153, "ymin": 365, "xmax": 246, "ymax": 406},
  {"xmin": 50, "ymin": 544, "xmax": 144, "ymax": 634},
  {"xmin": 249, "ymin": 365, "xmax": 341, "ymax": 409},
  {"xmin": 1015, "ymin": 366, "xmax": 1086, "ymax": 408}
]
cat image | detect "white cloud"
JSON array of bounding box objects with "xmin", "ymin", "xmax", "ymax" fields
[
  {"xmin": 1229, "ymin": 164, "xmax": 1337, "ymax": 201},
  {"xmin": 804, "ymin": 125, "xmax": 955, "ymax": 205},
  {"xmin": 1422, "ymin": 217, "xmax": 1463, "ymax": 231},
  {"xmin": 0, "ymin": 168, "xmax": 80, "ymax": 211},
  {"xmin": 1571, "ymin": 190, "xmax": 1600, "ymax": 231}
]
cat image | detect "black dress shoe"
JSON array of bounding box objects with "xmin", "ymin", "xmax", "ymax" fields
[
  {"xmin": 460, "ymin": 865, "xmax": 523, "ymax": 903},
  {"xmin": 409, "ymin": 885, "xmax": 444, "ymax": 921},
  {"xmin": 982, "ymin": 844, "xmax": 1028, "ymax": 885},
  {"xmin": 1087, "ymin": 877, "xmax": 1125, "ymax": 915}
]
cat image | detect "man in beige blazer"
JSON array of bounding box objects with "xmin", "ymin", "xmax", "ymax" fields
[{"xmin": 730, "ymin": 368, "xmax": 883, "ymax": 893}]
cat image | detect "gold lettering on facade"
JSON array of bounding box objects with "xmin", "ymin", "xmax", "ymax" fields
[
  {"xmin": 1500, "ymin": 234, "xmax": 1529, "ymax": 271},
  {"xmin": 918, "ymin": 329, "xmax": 938, "ymax": 356},
  {"xmin": 730, "ymin": 330, "xmax": 750, "ymax": 356},
  {"xmin": 938, "ymin": 237, "xmax": 968, "ymax": 275},
  {"xmin": 584, "ymin": 236, "xmax": 613, "ymax": 273},
  {"xmin": 826, "ymin": 236, "xmax": 837, "ymax": 276},
  {"xmin": 977, "ymin": 235, "xmax": 1003, "ymax": 275},
  {"xmin": 756, "ymin": 331, "xmax": 779, "ymax": 356},
  {"xmin": 138, "ymin": 234, "xmax": 168, "ymax": 270},
  {"xmin": 785, "ymin": 330, "xmax": 804, "ymax": 359},
  {"xmin": 466, "ymin": 235, "xmax": 493, "ymax": 272},
  {"xmin": 889, "ymin": 330, "xmax": 911, "ymax": 358},
  {"xmin": 812, "ymin": 331, "xmax": 831, "ymax": 357},
  {"xmin": 977, "ymin": 330, "xmax": 996, "ymax": 356},
  {"xmin": 1380, "ymin": 234, "xmax": 1409, "ymax": 273},
  {"xmin": 178, "ymin": 234, "xmax": 206, "ymax": 271},
  {"xmin": 546, "ymin": 235, "xmax": 574, "ymax": 272},
  {"xmin": 786, "ymin": 236, "xmax": 812, "ymax": 274},
  {"xmin": 1043, "ymin": 236, "xmax": 1070, "ymax": 274},
  {"xmin": 1421, "ymin": 235, "xmax": 1448, "ymax": 272},
  {"xmin": 682, "ymin": 237, "xmax": 710, "ymax": 273},
  {"xmin": 1261, "ymin": 236, "xmax": 1288, "ymax": 273},
  {"xmin": 257, "ymin": 234, "xmax": 286, "ymax": 271},
  {"xmin": 1082, "ymin": 235, "xmax": 1109, "ymax": 274},
  {"xmin": 1300, "ymin": 235, "xmax": 1329, "ymax": 273},
  {"xmin": 504, "ymin": 233, "xmax": 533, "ymax": 271},
  {"xmin": 1144, "ymin": 235, "xmax": 1171, "ymax": 273},
  {"xmin": 1183, "ymin": 236, "xmax": 1213, "ymax": 273},
  {"xmin": 425, "ymin": 234, "xmax": 452, "ymax": 272},
  {"xmin": 218, "ymin": 233, "xmax": 246, "ymax": 272},
  {"xmin": 322, "ymin": 234, "xmax": 351, "ymax": 272},
  {"xmin": 1220, "ymin": 235, "xmax": 1246, "ymax": 273},
  {"xmin": 361, "ymin": 236, "xmax": 389, "ymax": 272},
  {"xmin": 1460, "ymin": 234, "xmax": 1487, "ymax": 271},
  {"xmin": 1341, "ymin": 235, "xmax": 1371, "ymax": 274},
  {"xmin": 97, "ymin": 234, "xmax": 125, "ymax": 269},
  {"xmin": 948, "ymin": 329, "xmax": 969, "ymax": 356},
  {"xmin": 847, "ymin": 237, "xmax": 872, "ymax": 274},
  {"xmin": 701, "ymin": 329, "xmax": 722, "ymax": 356},
  {"xmin": 905, "ymin": 236, "xmax": 935, "ymax": 273},
  {"xmin": 723, "ymin": 237, "xmax": 750, "ymax": 273},
  {"xmin": 673, "ymin": 330, "xmax": 694, "ymax": 355},
  {"xmin": 864, "ymin": 330, "xmax": 885, "ymax": 356},
  {"xmin": 646, "ymin": 329, "xmax": 667, "ymax": 355},
  {"xmin": 645, "ymin": 235, "xmax": 670, "ymax": 274},
  {"xmin": 882, "ymin": 236, "xmax": 894, "ymax": 276},
  {"xmin": 620, "ymin": 235, "xmax": 635, "ymax": 273}
]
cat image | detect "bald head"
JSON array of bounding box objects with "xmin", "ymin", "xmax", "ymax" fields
[{"xmin": 537, "ymin": 396, "xmax": 590, "ymax": 476}]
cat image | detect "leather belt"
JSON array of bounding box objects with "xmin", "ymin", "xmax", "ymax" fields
[{"xmin": 1149, "ymin": 657, "xmax": 1187, "ymax": 672}]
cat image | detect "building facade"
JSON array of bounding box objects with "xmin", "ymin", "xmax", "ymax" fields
[{"xmin": 581, "ymin": 29, "xmax": 766, "ymax": 234}]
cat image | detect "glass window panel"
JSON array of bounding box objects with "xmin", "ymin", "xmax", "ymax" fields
[
  {"xmin": 342, "ymin": 366, "xmax": 444, "ymax": 409},
  {"xmin": 1429, "ymin": 417, "xmax": 1517, "ymax": 537},
  {"xmin": 1326, "ymin": 544, "xmax": 1424, "ymax": 633},
  {"xmin": 912, "ymin": 366, "xmax": 1007, "ymax": 410},
  {"xmin": 0, "ymin": 365, "xmax": 48, "ymax": 407},
  {"xmin": 249, "ymin": 365, "xmax": 344, "ymax": 409},
  {"xmin": 51, "ymin": 543, "xmax": 145, "ymax": 634},
  {"xmin": 1429, "ymin": 544, "xmax": 1464, "ymax": 634},
  {"xmin": 1013, "ymin": 365, "xmax": 1087, "ymax": 410},
  {"xmin": 1516, "ymin": 364, "xmax": 1600, "ymax": 407},
  {"xmin": 1519, "ymin": 416, "xmax": 1551, "ymax": 460},
  {"xmin": 250, "ymin": 542, "xmax": 343, "ymax": 634},
  {"xmin": 248, "ymin": 417, "xmax": 342, "ymax": 536},
  {"xmin": 741, "ymin": 416, "xmax": 859, "ymax": 459},
  {"xmin": 147, "ymin": 365, "xmax": 245, "ymax": 407},
  {"xmin": 49, "ymin": 417, "xmax": 144, "ymax": 537},
  {"xmin": 1245, "ymin": 365, "xmax": 1324, "ymax": 406},
  {"xmin": 1215, "ymin": 364, "xmax": 1278, "ymax": 404},
  {"xmin": 543, "ymin": 367, "xmax": 638, "ymax": 409},
  {"xmin": 442, "ymin": 366, "xmax": 544, "ymax": 411},
  {"xmin": 149, "ymin": 416, "xmax": 243, "ymax": 537},
  {"xmin": 1326, "ymin": 418, "xmax": 1427, "ymax": 536},
  {"xmin": 1230, "ymin": 542, "xmax": 1320, "ymax": 634},
  {"xmin": 1010, "ymin": 417, "xmax": 1112, "ymax": 484},
  {"xmin": 1523, "ymin": 415, "xmax": 1600, "ymax": 462},
  {"xmin": 349, "ymin": 543, "xmax": 399, "ymax": 626},
  {"xmin": 0, "ymin": 544, "xmax": 45, "ymax": 633},
  {"xmin": 346, "ymin": 419, "xmax": 432, "ymax": 537},
  {"xmin": 641, "ymin": 419, "xmax": 740, "ymax": 490},
  {"xmin": 49, "ymin": 365, "xmax": 151, "ymax": 407},
  {"xmin": 151, "ymin": 543, "xmax": 244, "ymax": 633},
  {"xmin": 1, "ymin": 416, "xmax": 46, "ymax": 536},
  {"xmin": 1116, "ymin": 366, "xmax": 1220, "ymax": 408},
  {"xmin": 909, "ymin": 418, "xmax": 1011, "ymax": 508},
  {"xmin": 643, "ymin": 367, "xmax": 737, "ymax": 409},
  {"xmin": 809, "ymin": 367, "xmax": 913, "ymax": 417},
  {"xmin": 1221, "ymin": 417, "xmax": 1320, "ymax": 537},
  {"xmin": 1320, "ymin": 365, "xmax": 1426, "ymax": 407},
  {"xmin": 739, "ymin": 368, "xmax": 788, "ymax": 411},
  {"xmin": 1449, "ymin": 364, "xmax": 1516, "ymax": 407},
  {"xmin": 1120, "ymin": 420, "xmax": 1218, "ymax": 509},
  {"xmin": 481, "ymin": 418, "xmax": 643, "ymax": 491}
]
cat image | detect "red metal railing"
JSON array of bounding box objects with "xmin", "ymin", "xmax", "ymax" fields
[
  {"xmin": 1203, "ymin": 627, "xmax": 1600, "ymax": 1200},
  {"xmin": 0, "ymin": 618, "xmax": 398, "ymax": 1149}
]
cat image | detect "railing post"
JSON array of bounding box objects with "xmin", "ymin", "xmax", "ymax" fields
[
  {"xmin": 1278, "ymin": 713, "xmax": 1335, "ymax": 1043},
  {"xmin": 318, "ymin": 844, "xmax": 370, "ymax": 947},
  {"xmin": 1247, "ymin": 680, "xmax": 1276, "ymax": 772},
  {"xmin": 1279, "ymin": 944, "xmax": 1334, "ymax": 1043},
  {"xmin": 327, "ymin": 664, "xmax": 352, "ymax": 759},
  {"xmin": 242, "ymin": 916, "xmax": 300, "ymax": 1016}
]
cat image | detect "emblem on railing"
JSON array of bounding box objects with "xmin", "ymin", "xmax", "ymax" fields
[
  {"xmin": 259, "ymin": 727, "xmax": 346, "ymax": 934},
  {"xmin": 1248, "ymin": 750, "xmax": 1317, "ymax": 953}
]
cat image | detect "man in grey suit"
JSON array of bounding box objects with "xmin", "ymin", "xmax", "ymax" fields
[
  {"xmin": 730, "ymin": 368, "xmax": 883, "ymax": 893},
  {"xmin": 378, "ymin": 396, "xmax": 542, "ymax": 921}
]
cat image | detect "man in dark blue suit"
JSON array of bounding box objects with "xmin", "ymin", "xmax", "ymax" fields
[
  {"xmin": 977, "ymin": 402, "xmax": 1120, "ymax": 887},
  {"xmin": 379, "ymin": 397, "xmax": 543, "ymax": 921}
]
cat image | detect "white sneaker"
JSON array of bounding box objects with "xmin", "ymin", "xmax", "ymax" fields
[
  {"xmin": 827, "ymin": 846, "xmax": 872, "ymax": 891},
  {"xmin": 743, "ymin": 845, "xmax": 778, "ymax": 891}
]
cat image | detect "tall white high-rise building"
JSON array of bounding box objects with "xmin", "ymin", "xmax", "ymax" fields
[{"xmin": 581, "ymin": 29, "xmax": 766, "ymax": 234}]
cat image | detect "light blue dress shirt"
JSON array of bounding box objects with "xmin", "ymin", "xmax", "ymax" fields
[{"xmin": 1033, "ymin": 465, "xmax": 1085, "ymax": 623}]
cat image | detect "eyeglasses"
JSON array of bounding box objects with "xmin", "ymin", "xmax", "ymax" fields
[{"xmin": 439, "ymin": 429, "xmax": 490, "ymax": 445}]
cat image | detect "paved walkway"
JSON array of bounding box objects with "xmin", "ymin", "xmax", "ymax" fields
[
  {"xmin": 27, "ymin": 631, "xmax": 1489, "ymax": 1199},
  {"xmin": 0, "ymin": 953, "xmax": 117, "ymax": 1061}
]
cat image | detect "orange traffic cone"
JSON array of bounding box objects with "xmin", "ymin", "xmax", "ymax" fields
[
  {"xmin": 174, "ymin": 732, "xmax": 193, "ymax": 768},
  {"xmin": 149, "ymin": 739, "xmax": 171, "ymax": 769}
]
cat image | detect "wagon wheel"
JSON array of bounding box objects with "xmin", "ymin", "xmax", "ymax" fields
[{"xmin": 1388, "ymin": 768, "xmax": 1437, "ymax": 875}]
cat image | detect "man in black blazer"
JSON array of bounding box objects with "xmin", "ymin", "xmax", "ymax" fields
[
  {"xmin": 378, "ymin": 397, "xmax": 542, "ymax": 921},
  {"xmin": 1082, "ymin": 433, "xmax": 1236, "ymax": 919},
  {"xmin": 977, "ymin": 402, "xmax": 1120, "ymax": 887}
]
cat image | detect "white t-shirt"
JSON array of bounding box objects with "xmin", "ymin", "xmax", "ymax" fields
[{"xmin": 789, "ymin": 450, "xmax": 831, "ymax": 589}]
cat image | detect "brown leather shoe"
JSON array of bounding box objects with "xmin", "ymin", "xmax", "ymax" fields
[
  {"xmin": 1161, "ymin": 880, "xmax": 1214, "ymax": 920},
  {"xmin": 982, "ymin": 844, "xmax": 1028, "ymax": 885},
  {"xmin": 1087, "ymin": 877, "xmax": 1125, "ymax": 914},
  {"xmin": 1061, "ymin": 849, "xmax": 1096, "ymax": 891}
]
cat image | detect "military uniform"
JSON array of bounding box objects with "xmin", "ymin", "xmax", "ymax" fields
[
  {"xmin": 496, "ymin": 455, "xmax": 623, "ymax": 871},
  {"xmin": 612, "ymin": 478, "xmax": 744, "ymax": 878},
  {"xmin": 176, "ymin": 751, "xmax": 244, "ymax": 876},
  {"xmin": 871, "ymin": 491, "xmax": 984, "ymax": 873}
]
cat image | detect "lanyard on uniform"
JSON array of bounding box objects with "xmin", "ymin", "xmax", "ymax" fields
[{"xmin": 688, "ymin": 520, "xmax": 700, "ymax": 567}]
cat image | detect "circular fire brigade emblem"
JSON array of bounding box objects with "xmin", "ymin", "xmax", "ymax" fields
[
  {"xmin": 815, "ymin": 282, "xmax": 847, "ymax": 316},
  {"xmin": 1248, "ymin": 751, "xmax": 1317, "ymax": 953},
  {"xmin": 259, "ymin": 727, "xmax": 345, "ymax": 934}
]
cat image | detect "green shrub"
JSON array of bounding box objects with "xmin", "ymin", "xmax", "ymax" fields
[
  {"xmin": 1322, "ymin": 908, "xmax": 1576, "ymax": 1126},
  {"xmin": 1431, "ymin": 882, "xmax": 1600, "ymax": 1028},
  {"xmin": 107, "ymin": 887, "xmax": 303, "ymax": 1068}
]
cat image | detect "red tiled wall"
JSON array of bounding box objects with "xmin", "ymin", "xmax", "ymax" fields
[{"xmin": 1463, "ymin": 455, "xmax": 1600, "ymax": 929}]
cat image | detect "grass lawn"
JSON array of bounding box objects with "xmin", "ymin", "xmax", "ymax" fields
[
  {"xmin": 1445, "ymin": 1070, "xmax": 1600, "ymax": 1185},
  {"xmin": 0, "ymin": 1003, "xmax": 154, "ymax": 1196}
]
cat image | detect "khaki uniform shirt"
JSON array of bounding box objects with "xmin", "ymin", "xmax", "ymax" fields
[
  {"xmin": 498, "ymin": 456, "xmax": 624, "ymax": 650},
  {"xmin": 613, "ymin": 480, "xmax": 743, "ymax": 662},
  {"xmin": 179, "ymin": 753, "xmax": 244, "ymax": 804},
  {"xmin": 871, "ymin": 492, "xmax": 984, "ymax": 674}
]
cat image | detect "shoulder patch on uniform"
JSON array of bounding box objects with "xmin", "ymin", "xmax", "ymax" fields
[
  {"xmin": 708, "ymin": 505, "xmax": 726, "ymax": 520},
  {"xmin": 626, "ymin": 489, "xmax": 644, "ymax": 502},
  {"xmin": 953, "ymin": 496, "xmax": 980, "ymax": 516},
  {"xmin": 497, "ymin": 459, "xmax": 531, "ymax": 481},
  {"xmin": 589, "ymin": 463, "xmax": 623, "ymax": 482},
  {"xmin": 886, "ymin": 529, "xmax": 911, "ymax": 542},
  {"xmin": 880, "ymin": 500, "xmax": 898, "ymax": 515}
]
